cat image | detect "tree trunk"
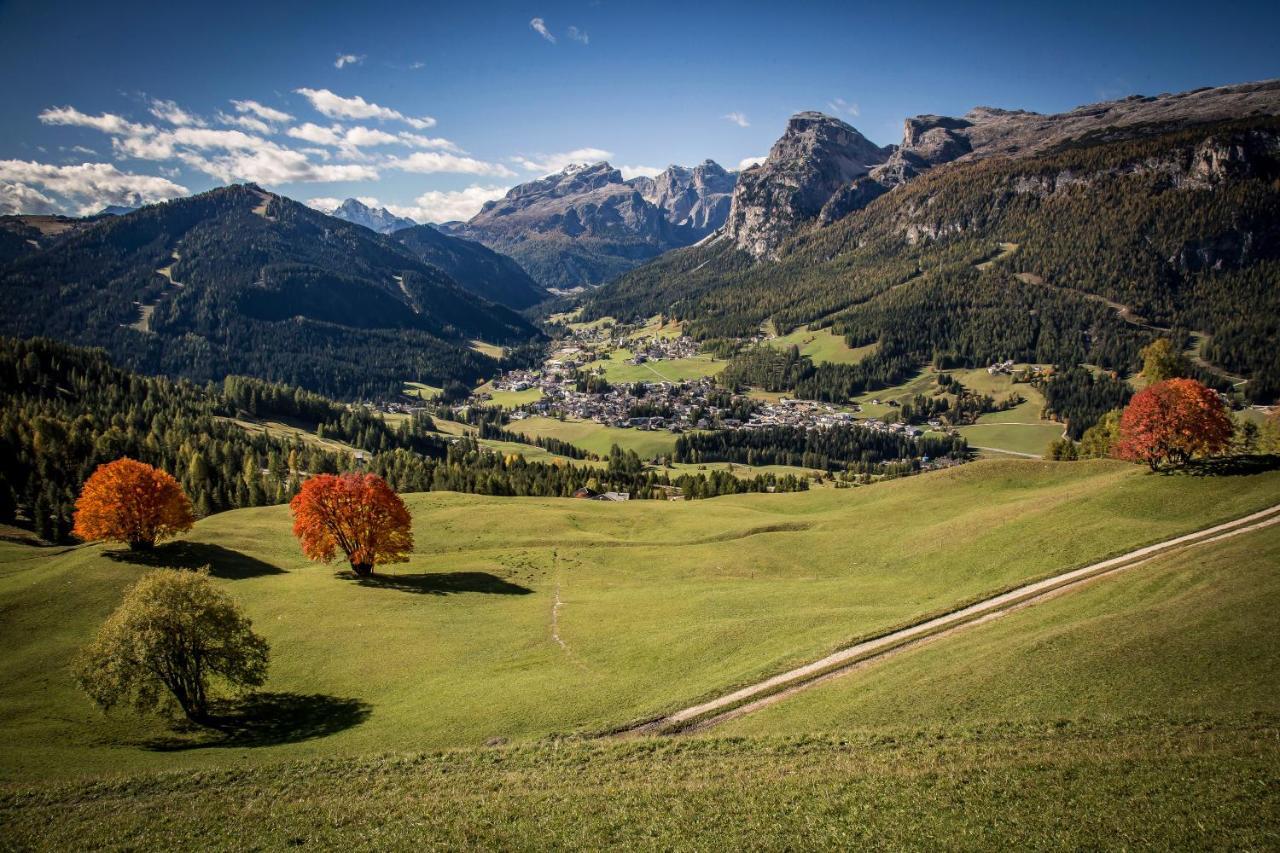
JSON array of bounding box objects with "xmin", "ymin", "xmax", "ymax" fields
[{"xmin": 351, "ymin": 562, "xmax": 374, "ymax": 577}]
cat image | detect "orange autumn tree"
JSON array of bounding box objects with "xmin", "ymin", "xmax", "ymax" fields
[
  {"xmin": 73, "ymin": 458, "xmax": 195, "ymax": 550},
  {"xmin": 1113, "ymin": 378, "xmax": 1233, "ymax": 470},
  {"xmin": 290, "ymin": 473, "xmax": 413, "ymax": 576}
]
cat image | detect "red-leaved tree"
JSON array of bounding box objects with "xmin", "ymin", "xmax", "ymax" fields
[
  {"xmin": 72, "ymin": 458, "xmax": 195, "ymax": 550},
  {"xmin": 290, "ymin": 473, "xmax": 413, "ymax": 576},
  {"xmin": 1113, "ymin": 378, "xmax": 1233, "ymax": 470}
]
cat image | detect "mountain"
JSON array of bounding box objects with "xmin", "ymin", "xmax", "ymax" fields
[
  {"xmin": 443, "ymin": 160, "xmax": 736, "ymax": 290},
  {"xmin": 586, "ymin": 80, "xmax": 1280, "ymax": 404},
  {"xmin": 723, "ymin": 112, "xmax": 892, "ymax": 258},
  {"xmin": 390, "ymin": 224, "xmax": 549, "ymax": 309},
  {"xmin": 96, "ymin": 204, "xmax": 139, "ymax": 217},
  {"xmin": 328, "ymin": 198, "xmax": 417, "ymax": 234},
  {"xmin": 630, "ymin": 160, "xmax": 736, "ymax": 236},
  {"xmin": 0, "ymin": 184, "xmax": 541, "ymax": 399}
]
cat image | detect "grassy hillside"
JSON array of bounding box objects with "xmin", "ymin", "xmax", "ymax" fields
[
  {"xmin": 1, "ymin": 460, "xmax": 1277, "ymax": 785},
  {"xmin": 2, "ymin": 720, "xmax": 1275, "ymax": 849},
  {"xmin": 722, "ymin": 519, "xmax": 1280, "ymax": 735}
]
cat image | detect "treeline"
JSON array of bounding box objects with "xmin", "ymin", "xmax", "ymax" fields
[
  {"xmin": 1039, "ymin": 367, "xmax": 1133, "ymax": 438},
  {"xmin": 0, "ymin": 338, "xmax": 367, "ymax": 541},
  {"xmin": 367, "ymin": 439, "xmax": 809, "ymax": 499},
  {"xmin": 476, "ymin": 421, "xmax": 595, "ymax": 460},
  {"xmin": 0, "ymin": 338, "xmax": 813, "ymax": 542},
  {"xmin": 674, "ymin": 424, "xmax": 967, "ymax": 474}
]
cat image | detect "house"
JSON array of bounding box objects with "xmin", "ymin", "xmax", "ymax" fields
[
  {"xmin": 573, "ymin": 487, "xmax": 596, "ymax": 499},
  {"xmin": 593, "ymin": 491, "xmax": 630, "ymax": 502}
]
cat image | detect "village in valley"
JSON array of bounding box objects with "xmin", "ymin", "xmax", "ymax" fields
[{"xmin": 469, "ymin": 316, "xmax": 938, "ymax": 441}]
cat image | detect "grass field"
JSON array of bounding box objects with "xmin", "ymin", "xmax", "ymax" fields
[
  {"xmin": 581, "ymin": 350, "xmax": 726, "ymax": 384},
  {"xmin": 766, "ymin": 325, "xmax": 879, "ymax": 365},
  {"xmin": 469, "ymin": 340, "xmax": 506, "ymax": 359},
  {"xmin": 1, "ymin": 459, "xmax": 1278, "ymax": 788},
  {"xmin": 3, "ymin": 721, "xmax": 1274, "ymax": 849},
  {"xmin": 476, "ymin": 384, "xmax": 545, "ymax": 408},
  {"xmin": 723, "ymin": 517, "xmax": 1280, "ymax": 735},
  {"xmin": 402, "ymin": 381, "xmax": 442, "ymax": 401},
  {"xmin": 853, "ymin": 365, "xmax": 1064, "ymax": 456},
  {"xmin": 508, "ymin": 415, "xmax": 679, "ymax": 458}
]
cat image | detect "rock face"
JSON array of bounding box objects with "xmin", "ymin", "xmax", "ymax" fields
[
  {"xmin": 446, "ymin": 160, "xmax": 735, "ymax": 289},
  {"xmin": 630, "ymin": 160, "xmax": 736, "ymax": 237},
  {"xmin": 723, "ymin": 112, "xmax": 892, "ymax": 258},
  {"xmin": 329, "ymin": 198, "xmax": 417, "ymax": 235},
  {"xmin": 823, "ymin": 78, "xmax": 1280, "ymax": 223}
]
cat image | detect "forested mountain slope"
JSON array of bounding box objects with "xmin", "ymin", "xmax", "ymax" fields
[
  {"xmin": 586, "ymin": 110, "xmax": 1280, "ymax": 401},
  {"xmin": 0, "ymin": 185, "xmax": 542, "ymax": 399},
  {"xmin": 391, "ymin": 223, "xmax": 548, "ymax": 309}
]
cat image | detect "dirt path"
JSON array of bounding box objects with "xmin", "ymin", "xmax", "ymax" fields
[{"xmin": 617, "ymin": 502, "xmax": 1280, "ymax": 736}]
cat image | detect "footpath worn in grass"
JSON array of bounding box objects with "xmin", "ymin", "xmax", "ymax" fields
[
  {"xmin": 722, "ymin": 519, "xmax": 1280, "ymax": 735},
  {"xmin": 1, "ymin": 460, "xmax": 1277, "ymax": 785},
  {"xmin": 1, "ymin": 720, "xmax": 1276, "ymax": 849}
]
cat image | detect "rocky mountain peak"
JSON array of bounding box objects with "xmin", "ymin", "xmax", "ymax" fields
[
  {"xmin": 630, "ymin": 160, "xmax": 737, "ymax": 237},
  {"xmin": 329, "ymin": 198, "xmax": 417, "ymax": 235},
  {"xmin": 723, "ymin": 111, "xmax": 891, "ymax": 258}
]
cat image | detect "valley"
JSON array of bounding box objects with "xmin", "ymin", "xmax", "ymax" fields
[{"xmin": 1, "ymin": 51, "xmax": 1279, "ymax": 849}]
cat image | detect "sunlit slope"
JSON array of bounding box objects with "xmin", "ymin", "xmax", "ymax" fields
[
  {"xmin": 722, "ymin": 514, "xmax": 1280, "ymax": 735},
  {"xmin": 1, "ymin": 459, "xmax": 1277, "ymax": 782}
]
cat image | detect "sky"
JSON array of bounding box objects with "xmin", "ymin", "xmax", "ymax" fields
[{"xmin": 1, "ymin": 0, "xmax": 1277, "ymax": 222}]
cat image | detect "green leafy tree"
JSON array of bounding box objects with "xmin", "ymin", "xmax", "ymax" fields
[
  {"xmin": 74, "ymin": 569, "xmax": 269, "ymax": 723},
  {"xmin": 1139, "ymin": 338, "xmax": 1190, "ymax": 384},
  {"xmin": 1078, "ymin": 409, "xmax": 1123, "ymax": 458}
]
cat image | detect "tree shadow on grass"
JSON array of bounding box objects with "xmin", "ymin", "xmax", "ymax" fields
[
  {"xmin": 1171, "ymin": 454, "xmax": 1280, "ymax": 478},
  {"xmin": 104, "ymin": 541, "xmax": 285, "ymax": 579},
  {"xmin": 143, "ymin": 692, "xmax": 371, "ymax": 751},
  {"xmin": 335, "ymin": 569, "xmax": 533, "ymax": 596}
]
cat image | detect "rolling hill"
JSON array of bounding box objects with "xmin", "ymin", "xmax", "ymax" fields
[{"xmin": 0, "ymin": 460, "xmax": 1278, "ymax": 846}]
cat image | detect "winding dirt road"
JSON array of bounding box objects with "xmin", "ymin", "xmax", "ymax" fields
[{"xmin": 619, "ymin": 502, "xmax": 1280, "ymax": 736}]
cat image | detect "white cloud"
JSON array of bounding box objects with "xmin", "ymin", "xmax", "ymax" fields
[
  {"xmin": 827, "ymin": 97, "xmax": 860, "ymax": 118},
  {"xmin": 287, "ymin": 122, "xmax": 345, "ymax": 146},
  {"xmin": 723, "ymin": 112, "xmax": 750, "ymax": 128},
  {"xmin": 0, "ymin": 160, "xmax": 188, "ymax": 215},
  {"xmin": 149, "ymin": 98, "xmax": 205, "ymax": 127},
  {"xmin": 408, "ymin": 61, "xmax": 425, "ymax": 70},
  {"xmin": 305, "ymin": 196, "xmax": 342, "ymax": 212},
  {"xmin": 294, "ymin": 87, "xmax": 435, "ymax": 129},
  {"xmin": 39, "ymin": 106, "xmax": 148, "ymax": 137},
  {"xmin": 620, "ymin": 164, "xmax": 662, "ymax": 179},
  {"xmin": 343, "ymin": 126, "xmax": 401, "ymax": 147},
  {"xmin": 67, "ymin": 145, "xmax": 98, "ymax": 156},
  {"xmin": 334, "ymin": 53, "xmax": 364, "ymax": 69},
  {"xmin": 513, "ymin": 147, "xmax": 612, "ymax": 175},
  {"xmin": 218, "ymin": 112, "xmax": 272, "ymax": 134},
  {"xmin": 0, "ymin": 182, "xmax": 58, "ymax": 215},
  {"xmin": 567, "ymin": 26, "xmax": 589, "ymax": 44},
  {"xmin": 391, "ymin": 152, "xmax": 516, "ymax": 177},
  {"xmin": 179, "ymin": 147, "xmax": 378, "ymax": 185},
  {"xmin": 396, "ymin": 132, "xmax": 461, "ymax": 152},
  {"xmin": 384, "ymin": 184, "xmax": 510, "ymax": 224},
  {"xmin": 231, "ymin": 99, "xmax": 293, "ymax": 124},
  {"xmin": 530, "ymin": 17, "xmax": 556, "ymax": 43},
  {"xmin": 737, "ymin": 156, "xmax": 766, "ymax": 170}
]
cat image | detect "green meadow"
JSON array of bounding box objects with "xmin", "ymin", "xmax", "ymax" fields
[{"xmin": 1, "ymin": 460, "xmax": 1277, "ymax": 786}]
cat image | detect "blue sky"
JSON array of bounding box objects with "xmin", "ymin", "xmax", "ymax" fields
[{"xmin": 1, "ymin": 0, "xmax": 1277, "ymax": 221}]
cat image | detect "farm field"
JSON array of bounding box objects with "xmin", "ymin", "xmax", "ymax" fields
[
  {"xmin": 402, "ymin": 381, "xmax": 443, "ymax": 401},
  {"xmin": 766, "ymin": 324, "xmax": 879, "ymax": 365},
  {"xmin": 853, "ymin": 364, "xmax": 1064, "ymax": 457},
  {"xmin": 720, "ymin": 516, "xmax": 1280, "ymax": 736},
  {"xmin": 1, "ymin": 460, "xmax": 1278, "ymax": 785},
  {"xmin": 581, "ymin": 350, "xmax": 726, "ymax": 384},
  {"xmin": 475, "ymin": 382, "xmax": 545, "ymax": 408},
  {"xmin": 508, "ymin": 415, "xmax": 679, "ymax": 458}
]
